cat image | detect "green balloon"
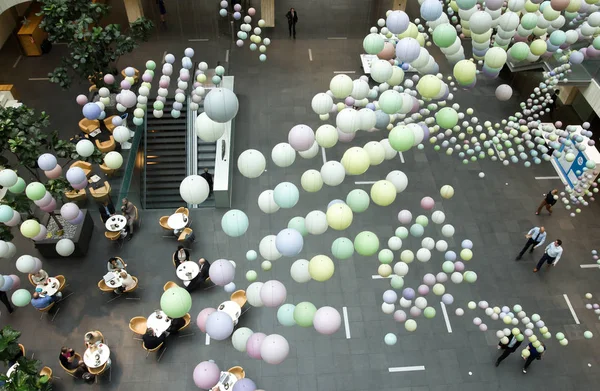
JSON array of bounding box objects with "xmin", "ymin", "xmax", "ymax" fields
[
  {"xmin": 363, "ymin": 33, "xmax": 385, "ymax": 54},
  {"xmin": 346, "ymin": 189, "xmax": 370, "ymax": 213},
  {"xmin": 25, "ymin": 182, "xmax": 46, "ymax": 201},
  {"xmin": 246, "ymin": 270, "xmax": 257, "ymax": 282},
  {"xmin": 463, "ymin": 271, "xmax": 477, "ymax": 283},
  {"xmin": 261, "ymin": 261, "xmax": 272, "ymax": 271},
  {"xmin": 423, "ymin": 307, "xmax": 436, "ymax": 319},
  {"xmin": 354, "ymin": 231, "xmax": 380, "ymax": 256},
  {"xmin": 288, "ymin": 217, "xmax": 308, "ymax": 236},
  {"xmin": 516, "ymin": 334, "xmax": 525, "ymax": 341},
  {"xmin": 389, "ymin": 125, "xmax": 415, "ymax": 152},
  {"xmin": 584, "ymin": 331, "xmax": 593, "ymax": 339},
  {"xmin": 8, "ymin": 177, "xmax": 26, "ymax": 194},
  {"xmin": 145, "ymin": 60, "xmax": 157, "ymax": 70},
  {"xmin": 415, "ymin": 215, "xmax": 429, "ymax": 227},
  {"xmin": 11, "ymin": 289, "xmax": 32, "ymax": 307},
  {"xmin": 331, "ymin": 237, "xmax": 355, "ymax": 260},
  {"xmin": 435, "ymin": 107, "xmax": 459, "ymax": 129},
  {"xmin": 246, "ymin": 250, "xmax": 257, "ymax": 261},
  {"xmin": 520, "ymin": 13, "xmax": 537, "ymax": 30},
  {"xmin": 378, "ymin": 249, "xmax": 394, "ymax": 264},
  {"xmin": 555, "ymin": 332, "xmax": 565, "ymax": 340},
  {"xmin": 160, "ymin": 287, "xmax": 192, "ymax": 318},
  {"xmin": 395, "ymin": 226, "xmax": 409, "ymax": 239},
  {"xmin": 509, "ymin": 42, "xmax": 530, "ymax": 62},
  {"xmin": 153, "ymin": 100, "xmax": 165, "ymax": 110},
  {"xmin": 433, "ymin": 24, "xmax": 457, "ymax": 48},
  {"xmin": 293, "ymin": 301, "xmax": 317, "ymax": 327},
  {"xmin": 277, "ymin": 304, "xmax": 296, "ymax": 326},
  {"xmin": 390, "ymin": 276, "xmax": 404, "ymax": 289},
  {"xmin": 442, "ymin": 261, "xmax": 455, "ymax": 273},
  {"xmin": 384, "ymin": 333, "xmax": 397, "ymax": 345}
]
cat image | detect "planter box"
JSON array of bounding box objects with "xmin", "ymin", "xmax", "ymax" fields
[{"xmin": 34, "ymin": 210, "xmax": 94, "ymax": 258}]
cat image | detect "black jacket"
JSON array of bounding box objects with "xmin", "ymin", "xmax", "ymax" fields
[
  {"xmin": 99, "ymin": 204, "xmax": 116, "ymax": 223},
  {"xmin": 286, "ymin": 11, "xmax": 298, "ymax": 24},
  {"xmin": 498, "ymin": 335, "xmax": 522, "ymax": 353},
  {"xmin": 143, "ymin": 333, "xmax": 166, "ymax": 350},
  {"xmin": 198, "ymin": 259, "xmax": 211, "ymax": 280}
]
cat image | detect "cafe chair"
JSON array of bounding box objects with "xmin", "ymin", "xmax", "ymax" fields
[
  {"xmin": 178, "ymin": 228, "xmax": 194, "ymax": 243},
  {"xmin": 55, "ymin": 275, "xmax": 66, "ymax": 292},
  {"xmin": 179, "ymin": 313, "xmax": 191, "ymax": 332},
  {"xmin": 65, "ymin": 188, "xmax": 87, "ymax": 203},
  {"xmin": 129, "ymin": 316, "xmax": 147, "ymax": 335},
  {"xmin": 70, "ymin": 161, "xmax": 92, "ymax": 177},
  {"xmin": 159, "ymin": 216, "xmax": 172, "ymax": 231},
  {"xmin": 97, "ymin": 279, "xmax": 114, "ymax": 293},
  {"xmin": 88, "ymin": 362, "xmax": 107, "ymax": 376},
  {"xmin": 78, "ymin": 118, "xmax": 100, "ymax": 134},
  {"xmin": 59, "ymin": 353, "xmax": 82, "ymax": 377},
  {"xmin": 133, "ymin": 205, "xmax": 141, "ymax": 228},
  {"xmin": 40, "ymin": 366, "xmax": 53, "ymax": 381},
  {"xmin": 105, "ymin": 230, "xmax": 122, "ymax": 243},
  {"xmin": 143, "ymin": 341, "xmax": 164, "ymax": 359},
  {"xmin": 163, "ymin": 281, "xmax": 178, "ymax": 291},
  {"xmin": 103, "ymin": 116, "xmax": 118, "ymax": 133},
  {"xmin": 95, "ymin": 136, "xmax": 116, "ymax": 153},
  {"xmin": 231, "ymin": 290, "xmax": 247, "ymax": 308},
  {"xmin": 18, "ymin": 344, "xmax": 25, "ymax": 357},
  {"xmin": 28, "ymin": 274, "xmax": 36, "ymax": 286},
  {"xmin": 121, "ymin": 67, "xmax": 140, "ymax": 83},
  {"xmin": 175, "ymin": 207, "xmax": 190, "ymax": 218},
  {"xmin": 90, "ymin": 181, "xmax": 111, "ymax": 202},
  {"xmin": 228, "ymin": 366, "xmax": 246, "ymax": 380},
  {"xmin": 99, "ymin": 163, "xmax": 115, "ymax": 177},
  {"xmin": 124, "ymin": 277, "xmax": 139, "ymax": 293}
]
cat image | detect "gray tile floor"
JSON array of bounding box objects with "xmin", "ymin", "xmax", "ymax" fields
[{"xmin": 1, "ymin": 1, "xmax": 600, "ymax": 390}]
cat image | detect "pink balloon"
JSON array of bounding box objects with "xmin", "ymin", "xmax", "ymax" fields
[
  {"xmin": 103, "ymin": 74, "xmax": 115, "ymax": 84},
  {"xmin": 259, "ymin": 280, "xmax": 287, "ymax": 308},
  {"xmin": 5, "ymin": 211, "xmax": 21, "ymax": 227},
  {"xmin": 454, "ymin": 261, "xmax": 465, "ymax": 272},
  {"xmin": 196, "ymin": 307, "xmax": 216, "ymax": 333},
  {"xmin": 288, "ymin": 124, "xmax": 315, "ymax": 152},
  {"xmin": 9, "ymin": 275, "xmax": 20, "ymax": 290},
  {"xmin": 44, "ymin": 165, "xmax": 63, "ymax": 179},
  {"xmin": 417, "ymin": 284, "xmax": 429, "ymax": 295},
  {"xmin": 69, "ymin": 210, "xmax": 85, "ymax": 225},
  {"xmin": 34, "ymin": 191, "xmax": 53, "ymax": 207},
  {"xmin": 393, "ymin": 310, "xmax": 407, "ymax": 322},
  {"xmin": 337, "ymin": 128, "xmax": 356, "ymax": 143},
  {"xmin": 248, "ymin": 7, "xmax": 256, "ymax": 16},
  {"xmin": 71, "ymin": 179, "xmax": 88, "ymax": 190},
  {"xmin": 193, "ymin": 361, "xmax": 220, "ymax": 389},
  {"xmin": 31, "ymin": 257, "xmax": 43, "ymax": 274},
  {"xmin": 76, "ymin": 94, "xmax": 88, "ymax": 105},
  {"xmin": 260, "ymin": 334, "xmax": 289, "ymax": 365},
  {"xmin": 142, "ymin": 73, "xmax": 152, "ymax": 82},
  {"xmin": 120, "ymin": 80, "xmax": 131, "ymax": 90},
  {"xmin": 246, "ymin": 332, "xmax": 266, "ymax": 359},
  {"xmin": 313, "ymin": 306, "xmax": 342, "ymax": 335},
  {"xmin": 159, "ymin": 79, "xmax": 169, "ymax": 88},
  {"xmin": 32, "ymin": 225, "xmax": 47, "ymax": 241},
  {"xmin": 39, "ymin": 198, "xmax": 57, "ymax": 212},
  {"xmin": 420, "ymin": 196, "xmax": 435, "ymax": 210},
  {"xmin": 208, "ymin": 259, "xmax": 235, "ymax": 286}
]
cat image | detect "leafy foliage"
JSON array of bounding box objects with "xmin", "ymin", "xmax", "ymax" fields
[
  {"xmin": 38, "ymin": 0, "xmax": 154, "ymax": 89},
  {"xmin": 0, "ymin": 326, "xmax": 22, "ymax": 366},
  {"xmin": 0, "ymin": 356, "xmax": 52, "ymax": 391}
]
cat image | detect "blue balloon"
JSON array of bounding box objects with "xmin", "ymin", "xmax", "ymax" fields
[
  {"xmin": 82, "ymin": 103, "xmax": 102, "ymax": 120},
  {"xmin": 444, "ymin": 251, "xmax": 457, "ymax": 262}
]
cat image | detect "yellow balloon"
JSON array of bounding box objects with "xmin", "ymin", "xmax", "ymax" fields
[
  {"xmin": 370, "ymin": 180, "xmax": 397, "ymax": 206},
  {"xmin": 308, "ymin": 255, "xmax": 335, "ymax": 282},
  {"xmin": 341, "ymin": 147, "xmax": 371, "ymax": 175},
  {"xmin": 378, "ymin": 264, "xmax": 392, "ymax": 277},
  {"xmin": 326, "ymin": 203, "xmax": 353, "ymax": 230}
]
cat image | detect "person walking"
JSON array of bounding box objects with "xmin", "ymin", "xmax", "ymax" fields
[
  {"xmin": 286, "ymin": 8, "xmax": 298, "ymax": 39},
  {"xmin": 522, "ymin": 342, "xmax": 545, "ymax": 373},
  {"xmin": 0, "ymin": 291, "xmax": 14, "ymax": 314},
  {"xmin": 516, "ymin": 226, "xmax": 546, "ymax": 260},
  {"xmin": 157, "ymin": 0, "xmax": 167, "ymax": 25},
  {"xmin": 200, "ymin": 168, "xmax": 213, "ymax": 196},
  {"xmin": 495, "ymin": 331, "xmax": 522, "ymax": 367},
  {"xmin": 533, "ymin": 239, "xmax": 562, "ymax": 272},
  {"xmin": 536, "ymin": 189, "xmax": 558, "ymax": 215}
]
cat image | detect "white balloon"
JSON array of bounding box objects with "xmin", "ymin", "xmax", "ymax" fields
[
  {"xmin": 271, "ymin": 143, "xmax": 296, "ymax": 167},
  {"xmin": 179, "ymin": 175, "xmax": 210, "ymax": 204},
  {"xmin": 258, "ymin": 190, "xmax": 280, "ymax": 214},
  {"xmin": 320, "ymin": 161, "xmax": 346, "ymax": 186},
  {"xmin": 238, "ymin": 149, "xmax": 266, "ymax": 178},
  {"xmin": 386, "ymin": 170, "xmax": 408, "ymax": 192},
  {"xmin": 195, "ymin": 112, "xmax": 226, "ymax": 142},
  {"xmin": 259, "ymin": 235, "xmax": 282, "ymax": 261},
  {"xmin": 290, "ymin": 259, "xmax": 311, "ymax": 283},
  {"xmin": 298, "ymin": 141, "xmax": 320, "ymax": 159},
  {"xmin": 305, "ymin": 210, "xmax": 328, "ymax": 235}
]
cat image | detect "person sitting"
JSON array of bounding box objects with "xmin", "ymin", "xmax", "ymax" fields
[
  {"xmin": 142, "ymin": 328, "xmax": 166, "ymax": 350},
  {"xmin": 107, "ymin": 257, "xmax": 127, "ymax": 272},
  {"xmin": 31, "ymin": 269, "xmax": 49, "ymax": 285},
  {"xmin": 173, "ymin": 245, "xmax": 190, "ymax": 267},
  {"xmin": 73, "ymin": 362, "xmax": 89, "ymax": 379},
  {"xmin": 120, "ymin": 271, "xmax": 137, "ymax": 291},
  {"xmin": 59, "ymin": 347, "xmax": 78, "ymax": 370},
  {"xmin": 185, "ymin": 258, "xmax": 211, "ymax": 292},
  {"xmin": 167, "ymin": 316, "xmax": 186, "ymax": 334},
  {"xmin": 31, "ymin": 291, "xmax": 58, "ymax": 309},
  {"xmin": 121, "ymin": 198, "xmax": 137, "ymax": 240},
  {"xmin": 98, "ymin": 200, "xmax": 116, "ymax": 223},
  {"xmin": 84, "ymin": 331, "xmax": 103, "ymax": 348}
]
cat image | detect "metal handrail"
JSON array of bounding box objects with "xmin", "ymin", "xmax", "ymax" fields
[{"xmin": 141, "ymin": 111, "xmax": 148, "ymax": 209}]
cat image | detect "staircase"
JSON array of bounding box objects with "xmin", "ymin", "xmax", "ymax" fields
[
  {"xmin": 143, "ymin": 98, "xmax": 188, "ymax": 209},
  {"xmin": 195, "ymin": 106, "xmax": 217, "ymax": 208}
]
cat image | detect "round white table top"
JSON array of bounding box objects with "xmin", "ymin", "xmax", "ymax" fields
[
  {"xmin": 105, "ymin": 215, "xmax": 127, "ymax": 232},
  {"xmin": 83, "ymin": 343, "xmax": 110, "ymax": 368},
  {"xmin": 218, "ymin": 301, "xmax": 242, "ymax": 324},
  {"xmin": 176, "ymin": 261, "xmax": 200, "ymax": 281},
  {"xmin": 37, "ymin": 277, "xmax": 59, "ymax": 297},
  {"xmin": 147, "ymin": 310, "xmax": 172, "ymax": 337},
  {"xmin": 167, "ymin": 213, "xmax": 189, "ymax": 230},
  {"xmin": 103, "ymin": 272, "xmax": 123, "ymax": 288},
  {"xmin": 6, "ymin": 363, "xmax": 19, "ymax": 377},
  {"xmin": 215, "ymin": 371, "xmax": 237, "ymax": 391}
]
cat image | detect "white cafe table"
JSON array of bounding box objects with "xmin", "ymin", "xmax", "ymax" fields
[
  {"xmin": 147, "ymin": 310, "xmax": 172, "ymax": 337},
  {"xmin": 36, "ymin": 277, "xmax": 60, "ymax": 297},
  {"xmin": 105, "ymin": 215, "xmax": 127, "ymax": 232},
  {"xmin": 176, "ymin": 261, "xmax": 200, "ymax": 287},
  {"xmin": 6, "ymin": 363, "xmax": 19, "ymax": 378},
  {"xmin": 167, "ymin": 213, "xmax": 189, "ymax": 230},
  {"xmin": 218, "ymin": 301, "xmax": 241, "ymax": 326},
  {"xmin": 83, "ymin": 343, "xmax": 110, "ymax": 369},
  {"xmin": 103, "ymin": 271, "xmax": 123, "ymax": 288},
  {"xmin": 214, "ymin": 371, "xmax": 237, "ymax": 391}
]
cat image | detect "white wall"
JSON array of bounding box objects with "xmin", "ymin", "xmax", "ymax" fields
[
  {"xmin": 0, "ymin": 9, "xmax": 15, "ymax": 49},
  {"xmin": 0, "ymin": 0, "xmax": 30, "ymax": 15},
  {"xmin": 580, "ymin": 79, "xmax": 600, "ymax": 118}
]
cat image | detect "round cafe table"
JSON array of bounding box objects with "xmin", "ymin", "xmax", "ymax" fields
[
  {"xmin": 6, "ymin": 363, "xmax": 19, "ymax": 377},
  {"xmin": 37, "ymin": 277, "xmax": 60, "ymax": 297},
  {"xmin": 83, "ymin": 343, "xmax": 110, "ymax": 369},
  {"xmin": 218, "ymin": 301, "xmax": 242, "ymax": 326},
  {"xmin": 105, "ymin": 215, "xmax": 127, "ymax": 232},
  {"xmin": 215, "ymin": 371, "xmax": 237, "ymax": 391},
  {"xmin": 147, "ymin": 310, "xmax": 172, "ymax": 337},
  {"xmin": 103, "ymin": 272, "xmax": 123, "ymax": 289},
  {"xmin": 176, "ymin": 261, "xmax": 200, "ymax": 284},
  {"xmin": 167, "ymin": 213, "xmax": 189, "ymax": 230}
]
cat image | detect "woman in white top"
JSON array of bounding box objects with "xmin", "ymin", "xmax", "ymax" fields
[
  {"xmin": 173, "ymin": 245, "xmax": 189, "ymax": 267},
  {"xmin": 107, "ymin": 257, "xmax": 127, "ymax": 272},
  {"xmin": 31, "ymin": 269, "xmax": 49, "ymax": 285},
  {"xmin": 120, "ymin": 271, "xmax": 137, "ymax": 291}
]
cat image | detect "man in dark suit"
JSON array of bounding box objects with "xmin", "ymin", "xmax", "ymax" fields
[
  {"xmin": 142, "ymin": 328, "xmax": 166, "ymax": 350},
  {"xmin": 286, "ymin": 8, "xmax": 298, "ymax": 39},
  {"xmin": 495, "ymin": 331, "xmax": 523, "ymax": 367},
  {"xmin": 98, "ymin": 200, "xmax": 115, "ymax": 223},
  {"xmin": 185, "ymin": 258, "xmax": 211, "ymax": 292},
  {"xmin": 200, "ymin": 168, "xmax": 213, "ymax": 196}
]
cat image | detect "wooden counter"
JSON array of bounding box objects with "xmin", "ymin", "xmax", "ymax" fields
[{"xmin": 17, "ymin": 3, "xmax": 47, "ymax": 56}]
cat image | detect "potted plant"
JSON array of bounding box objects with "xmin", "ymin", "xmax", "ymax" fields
[
  {"xmin": 0, "ymin": 356, "xmax": 52, "ymax": 391},
  {"xmin": 0, "ymin": 326, "xmax": 22, "ymax": 366}
]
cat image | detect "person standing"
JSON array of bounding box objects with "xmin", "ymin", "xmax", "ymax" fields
[
  {"xmin": 495, "ymin": 331, "xmax": 522, "ymax": 367},
  {"xmin": 516, "ymin": 226, "xmax": 546, "ymax": 260},
  {"xmin": 121, "ymin": 198, "xmax": 137, "ymax": 240},
  {"xmin": 157, "ymin": 0, "xmax": 167, "ymax": 24},
  {"xmin": 536, "ymin": 189, "xmax": 558, "ymax": 215},
  {"xmin": 286, "ymin": 8, "xmax": 298, "ymax": 39},
  {"xmin": 533, "ymin": 239, "xmax": 563, "ymax": 272},
  {"xmin": 0, "ymin": 291, "xmax": 13, "ymax": 314},
  {"xmin": 200, "ymin": 168, "xmax": 213, "ymax": 196},
  {"xmin": 522, "ymin": 342, "xmax": 545, "ymax": 373}
]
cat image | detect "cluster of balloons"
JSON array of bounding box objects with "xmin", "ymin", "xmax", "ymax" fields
[
  {"xmin": 584, "ymin": 292, "xmax": 600, "ymax": 324},
  {"xmin": 10, "ymin": 254, "xmax": 46, "ymax": 306},
  {"xmin": 193, "ymin": 360, "xmax": 261, "ymax": 390},
  {"xmin": 276, "ymin": 302, "xmax": 342, "ymax": 335},
  {"xmin": 590, "ymin": 250, "xmax": 600, "ymax": 265},
  {"xmin": 0, "ymin": 241, "xmax": 20, "ymax": 295},
  {"xmin": 25, "ymin": 183, "xmax": 57, "ymax": 214},
  {"xmin": 220, "ymin": 3, "xmax": 270, "ymax": 62}
]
